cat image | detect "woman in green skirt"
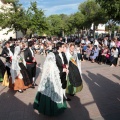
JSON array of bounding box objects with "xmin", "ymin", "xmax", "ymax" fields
[
  {"xmin": 66, "ymin": 43, "xmax": 83, "ymax": 95},
  {"xmin": 33, "ymin": 52, "xmax": 67, "ymax": 116}
]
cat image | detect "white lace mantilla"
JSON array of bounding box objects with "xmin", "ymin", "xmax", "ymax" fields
[
  {"xmin": 11, "ymin": 46, "xmax": 22, "ymax": 83},
  {"xmin": 38, "ymin": 52, "xmax": 63, "ymax": 104}
]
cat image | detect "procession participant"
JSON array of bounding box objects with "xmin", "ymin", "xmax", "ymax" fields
[
  {"xmin": 66, "ymin": 43, "xmax": 83, "ymax": 96},
  {"xmin": 24, "ymin": 41, "xmax": 37, "ymax": 88},
  {"xmin": 54, "ymin": 42, "xmax": 71, "ymax": 101},
  {"xmin": 33, "ymin": 52, "xmax": 67, "ymax": 116},
  {"xmin": 10, "ymin": 46, "xmax": 28, "ymax": 93},
  {"xmin": 1, "ymin": 41, "xmax": 14, "ymax": 78}
]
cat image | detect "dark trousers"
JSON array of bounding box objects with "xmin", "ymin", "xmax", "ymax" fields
[
  {"xmin": 110, "ymin": 57, "xmax": 118, "ymax": 66},
  {"xmin": 60, "ymin": 72, "xmax": 67, "ymax": 89},
  {"xmin": 26, "ymin": 63, "xmax": 36, "ymax": 84},
  {"xmin": 6, "ymin": 66, "xmax": 11, "ymax": 78},
  {"xmin": 98, "ymin": 55, "xmax": 106, "ymax": 63}
]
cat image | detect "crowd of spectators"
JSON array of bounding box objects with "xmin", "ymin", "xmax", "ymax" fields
[{"xmin": 0, "ymin": 35, "xmax": 120, "ymax": 67}]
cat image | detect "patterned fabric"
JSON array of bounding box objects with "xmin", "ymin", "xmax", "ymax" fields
[
  {"xmin": 38, "ymin": 52, "xmax": 63, "ymax": 104},
  {"xmin": 11, "ymin": 46, "xmax": 21, "ymax": 84},
  {"xmin": 65, "ymin": 48, "xmax": 83, "ymax": 92}
]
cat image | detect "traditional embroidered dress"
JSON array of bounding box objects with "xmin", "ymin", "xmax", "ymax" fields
[
  {"xmin": 66, "ymin": 49, "xmax": 83, "ymax": 94},
  {"xmin": 33, "ymin": 52, "xmax": 67, "ymax": 116},
  {"xmin": 10, "ymin": 46, "xmax": 29, "ymax": 90}
]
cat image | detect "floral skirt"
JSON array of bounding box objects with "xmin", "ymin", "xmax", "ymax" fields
[{"xmin": 33, "ymin": 92, "xmax": 67, "ymax": 116}]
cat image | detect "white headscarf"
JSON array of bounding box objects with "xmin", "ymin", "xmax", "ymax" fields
[
  {"xmin": 65, "ymin": 47, "xmax": 82, "ymax": 76},
  {"xmin": 11, "ymin": 46, "xmax": 21, "ymax": 83},
  {"xmin": 38, "ymin": 52, "xmax": 63, "ymax": 104}
]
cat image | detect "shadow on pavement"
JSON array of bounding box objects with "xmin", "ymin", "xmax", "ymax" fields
[
  {"xmin": 82, "ymin": 71, "xmax": 120, "ymax": 120},
  {"xmin": 0, "ymin": 87, "xmax": 92, "ymax": 120},
  {"xmin": 112, "ymin": 74, "xmax": 120, "ymax": 81},
  {"xmin": 67, "ymin": 95, "xmax": 92, "ymax": 120},
  {"xmin": 0, "ymin": 89, "xmax": 56, "ymax": 120}
]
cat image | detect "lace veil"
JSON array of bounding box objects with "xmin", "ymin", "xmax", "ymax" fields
[
  {"xmin": 38, "ymin": 52, "xmax": 63, "ymax": 104},
  {"xmin": 11, "ymin": 46, "xmax": 21, "ymax": 83}
]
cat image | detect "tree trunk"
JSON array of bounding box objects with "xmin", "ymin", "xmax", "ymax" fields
[
  {"xmin": 15, "ymin": 31, "xmax": 17, "ymax": 39},
  {"xmin": 62, "ymin": 30, "xmax": 64, "ymax": 37},
  {"xmin": 30, "ymin": 33, "xmax": 32, "ymax": 39},
  {"xmin": 93, "ymin": 23, "xmax": 96, "ymax": 39},
  {"xmin": 78, "ymin": 29, "xmax": 80, "ymax": 39}
]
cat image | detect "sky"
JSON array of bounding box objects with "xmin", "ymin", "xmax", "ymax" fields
[{"xmin": 19, "ymin": 0, "xmax": 85, "ymax": 16}]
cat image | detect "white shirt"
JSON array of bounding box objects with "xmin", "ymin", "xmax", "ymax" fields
[
  {"xmin": 110, "ymin": 41, "xmax": 115, "ymax": 48},
  {"xmin": 86, "ymin": 40, "xmax": 90, "ymax": 45},
  {"xmin": 94, "ymin": 40, "xmax": 99, "ymax": 47},
  {"xmin": 7, "ymin": 48, "xmax": 13, "ymax": 57},
  {"xmin": 59, "ymin": 52, "xmax": 64, "ymax": 64},
  {"xmin": 29, "ymin": 48, "xmax": 34, "ymax": 57},
  {"xmin": 104, "ymin": 40, "xmax": 108, "ymax": 46},
  {"xmin": 81, "ymin": 39, "xmax": 85, "ymax": 44}
]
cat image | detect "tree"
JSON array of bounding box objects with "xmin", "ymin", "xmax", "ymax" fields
[
  {"xmin": 47, "ymin": 14, "xmax": 64, "ymax": 36},
  {"xmin": 59, "ymin": 14, "xmax": 69, "ymax": 37},
  {"xmin": 0, "ymin": 0, "xmax": 23, "ymax": 36},
  {"xmin": 72, "ymin": 12, "xmax": 85, "ymax": 37},
  {"xmin": 65, "ymin": 14, "xmax": 76, "ymax": 35},
  {"xmin": 28, "ymin": 2, "xmax": 48, "ymax": 36},
  {"xmin": 96, "ymin": 0, "xmax": 120, "ymax": 22},
  {"xmin": 79, "ymin": 0, "xmax": 108, "ymax": 38},
  {"xmin": 0, "ymin": 0, "xmax": 48, "ymax": 38}
]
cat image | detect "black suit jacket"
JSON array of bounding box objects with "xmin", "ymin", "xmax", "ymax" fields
[
  {"xmin": 54, "ymin": 51, "xmax": 68, "ymax": 89},
  {"xmin": 24, "ymin": 48, "xmax": 34, "ymax": 63},
  {"xmin": 54, "ymin": 51, "xmax": 68, "ymax": 76},
  {"xmin": 1, "ymin": 46, "xmax": 14, "ymax": 58}
]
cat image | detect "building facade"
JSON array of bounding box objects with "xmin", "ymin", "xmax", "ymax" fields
[{"xmin": 0, "ymin": 0, "xmax": 23, "ymax": 41}]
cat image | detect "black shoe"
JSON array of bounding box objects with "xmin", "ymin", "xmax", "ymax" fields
[
  {"xmin": 30, "ymin": 85, "xmax": 35, "ymax": 89},
  {"xmin": 34, "ymin": 83, "xmax": 38, "ymax": 86},
  {"xmin": 69, "ymin": 94, "xmax": 75, "ymax": 96},
  {"xmin": 64, "ymin": 98, "xmax": 71, "ymax": 101}
]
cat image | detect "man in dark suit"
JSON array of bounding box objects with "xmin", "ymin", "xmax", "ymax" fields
[
  {"xmin": 1, "ymin": 41, "xmax": 14, "ymax": 77},
  {"xmin": 54, "ymin": 42, "xmax": 71, "ymax": 101},
  {"xmin": 1, "ymin": 41, "xmax": 14, "ymax": 59},
  {"xmin": 24, "ymin": 41, "xmax": 37, "ymax": 88}
]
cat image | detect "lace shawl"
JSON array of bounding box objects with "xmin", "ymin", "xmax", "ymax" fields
[
  {"xmin": 38, "ymin": 52, "xmax": 63, "ymax": 104},
  {"xmin": 11, "ymin": 46, "xmax": 22, "ymax": 83}
]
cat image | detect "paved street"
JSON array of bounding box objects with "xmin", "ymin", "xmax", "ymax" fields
[{"xmin": 0, "ymin": 54, "xmax": 120, "ymax": 120}]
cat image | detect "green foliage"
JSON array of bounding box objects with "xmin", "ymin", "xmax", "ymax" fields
[
  {"xmin": 72, "ymin": 12, "xmax": 85, "ymax": 30},
  {"xmin": 0, "ymin": 0, "xmax": 22, "ymax": 33},
  {"xmin": 47, "ymin": 14, "xmax": 63, "ymax": 36},
  {"xmin": 79, "ymin": 0, "xmax": 108, "ymax": 27},
  {"xmin": 0, "ymin": 0, "xmax": 112, "ymax": 37},
  {"xmin": 96, "ymin": 0, "xmax": 120, "ymax": 22},
  {"xmin": 0, "ymin": 0, "xmax": 48, "ymax": 37},
  {"xmin": 106, "ymin": 22, "xmax": 120, "ymax": 33},
  {"xmin": 27, "ymin": 2, "xmax": 48, "ymax": 35}
]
